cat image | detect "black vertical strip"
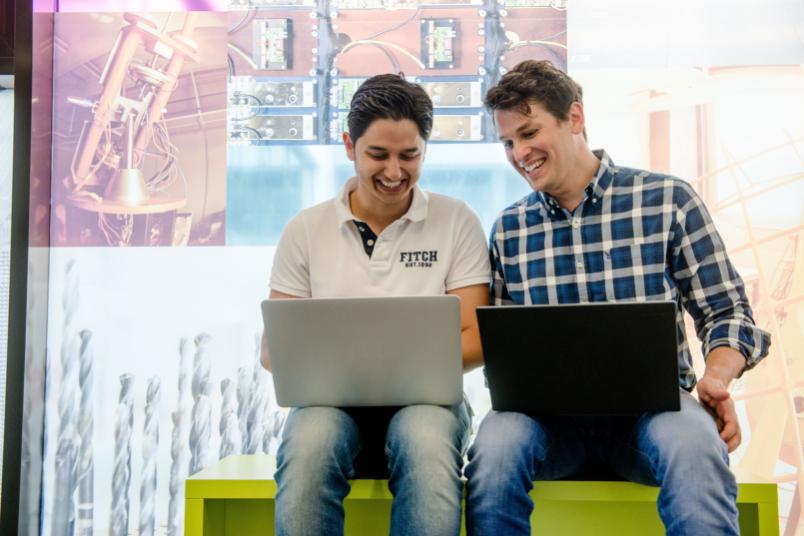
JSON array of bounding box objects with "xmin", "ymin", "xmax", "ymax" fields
[
  {"xmin": 1, "ymin": 0, "xmax": 32, "ymax": 533},
  {"xmin": 0, "ymin": 0, "xmax": 13, "ymax": 70}
]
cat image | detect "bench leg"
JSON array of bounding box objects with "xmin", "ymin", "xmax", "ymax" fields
[
  {"xmin": 185, "ymin": 498, "xmax": 226, "ymax": 535},
  {"xmin": 185, "ymin": 499, "xmax": 205, "ymax": 536},
  {"xmin": 757, "ymin": 500, "xmax": 780, "ymax": 536}
]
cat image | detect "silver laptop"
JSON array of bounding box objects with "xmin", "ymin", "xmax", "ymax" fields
[{"xmin": 262, "ymin": 295, "xmax": 463, "ymax": 408}]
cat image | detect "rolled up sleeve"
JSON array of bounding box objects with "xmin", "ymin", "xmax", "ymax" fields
[{"xmin": 670, "ymin": 182, "xmax": 771, "ymax": 370}]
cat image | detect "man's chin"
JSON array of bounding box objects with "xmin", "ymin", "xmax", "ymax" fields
[
  {"xmin": 526, "ymin": 173, "xmax": 550, "ymax": 193},
  {"xmin": 526, "ymin": 179, "xmax": 542, "ymax": 192}
]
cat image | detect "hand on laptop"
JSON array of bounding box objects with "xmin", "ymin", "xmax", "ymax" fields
[{"xmin": 696, "ymin": 376, "xmax": 741, "ymax": 452}]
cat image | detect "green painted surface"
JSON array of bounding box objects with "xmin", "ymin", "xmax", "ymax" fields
[
  {"xmin": 224, "ymin": 499, "xmax": 273, "ymax": 534},
  {"xmin": 185, "ymin": 455, "xmax": 780, "ymax": 536}
]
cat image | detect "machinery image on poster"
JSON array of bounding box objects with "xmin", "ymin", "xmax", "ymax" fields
[
  {"xmin": 224, "ymin": 0, "xmax": 567, "ymax": 146},
  {"xmin": 51, "ymin": 12, "xmax": 228, "ymax": 247}
]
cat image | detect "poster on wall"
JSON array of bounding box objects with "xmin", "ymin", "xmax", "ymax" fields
[
  {"xmin": 26, "ymin": 0, "xmax": 804, "ymax": 535},
  {"xmin": 38, "ymin": 2, "xmax": 562, "ymax": 535}
]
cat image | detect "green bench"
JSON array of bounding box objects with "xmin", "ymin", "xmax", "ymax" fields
[{"xmin": 185, "ymin": 454, "xmax": 779, "ymax": 535}]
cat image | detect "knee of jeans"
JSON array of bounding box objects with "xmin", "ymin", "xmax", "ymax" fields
[
  {"xmin": 466, "ymin": 412, "xmax": 546, "ymax": 483},
  {"xmin": 386, "ymin": 406, "xmax": 464, "ymax": 476},
  {"xmin": 277, "ymin": 407, "xmax": 357, "ymax": 473},
  {"xmin": 680, "ymin": 419, "xmax": 729, "ymax": 465},
  {"xmin": 642, "ymin": 409, "xmax": 729, "ymax": 474},
  {"xmin": 472, "ymin": 412, "xmax": 545, "ymax": 457}
]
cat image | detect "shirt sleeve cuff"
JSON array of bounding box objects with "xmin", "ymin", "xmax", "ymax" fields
[
  {"xmin": 446, "ymin": 275, "xmax": 492, "ymax": 292},
  {"xmin": 703, "ymin": 332, "xmax": 770, "ymax": 373},
  {"xmin": 268, "ymin": 282, "xmax": 311, "ymax": 298}
]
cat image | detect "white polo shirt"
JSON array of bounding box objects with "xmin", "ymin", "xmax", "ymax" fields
[{"xmin": 270, "ymin": 177, "xmax": 490, "ymax": 297}]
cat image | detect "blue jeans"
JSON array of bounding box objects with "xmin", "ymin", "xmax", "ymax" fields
[
  {"xmin": 275, "ymin": 403, "xmax": 471, "ymax": 536},
  {"xmin": 465, "ymin": 390, "xmax": 739, "ymax": 536}
]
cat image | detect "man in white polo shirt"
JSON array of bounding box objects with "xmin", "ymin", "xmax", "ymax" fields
[{"xmin": 261, "ymin": 74, "xmax": 490, "ymax": 536}]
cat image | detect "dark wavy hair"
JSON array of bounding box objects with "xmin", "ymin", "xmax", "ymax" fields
[
  {"xmin": 484, "ymin": 60, "xmax": 583, "ymax": 121},
  {"xmin": 347, "ymin": 74, "xmax": 433, "ymax": 143}
]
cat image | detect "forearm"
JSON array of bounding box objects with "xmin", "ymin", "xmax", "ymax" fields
[
  {"xmin": 262, "ymin": 289, "xmax": 303, "ymax": 371},
  {"xmin": 461, "ymin": 327, "xmax": 484, "ymax": 372},
  {"xmin": 260, "ymin": 332, "xmax": 271, "ymax": 371},
  {"xmin": 447, "ymin": 283, "xmax": 489, "ymax": 373},
  {"xmin": 703, "ymin": 346, "xmax": 746, "ymax": 386}
]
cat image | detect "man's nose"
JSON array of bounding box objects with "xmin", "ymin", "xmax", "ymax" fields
[
  {"xmin": 385, "ymin": 158, "xmax": 402, "ymax": 180},
  {"xmin": 513, "ymin": 140, "xmax": 530, "ymax": 163}
]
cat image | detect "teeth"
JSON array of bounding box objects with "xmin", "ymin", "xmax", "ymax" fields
[
  {"xmin": 379, "ymin": 178, "xmax": 403, "ymax": 188},
  {"xmin": 522, "ymin": 158, "xmax": 546, "ymax": 173}
]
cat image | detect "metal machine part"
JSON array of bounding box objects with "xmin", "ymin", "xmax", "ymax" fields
[
  {"xmin": 254, "ymin": 19, "xmax": 293, "ymax": 70},
  {"xmin": 68, "ymin": 12, "xmax": 200, "ymax": 200},
  {"xmin": 229, "ymin": 78, "xmax": 316, "ymax": 107},
  {"xmin": 230, "ymin": 114, "xmax": 316, "ymax": 142},
  {"xmin": 430, "ymin": 114, "xmax": 483, "ymax": 141},
  {"xmin": 330, "ymin": 77, "xmax": 481, "ymax": 109},
  {"xmin": 329, "ymin": 77, "xmax": 367, "ymax": 109},
  {"xmin": 419, "ymin": 79, "xmax": 482, "ymax": 107},
  {"xmin": 329, "ymin": 110, "xmax": 482, "ymax": 142},
  {"xmin": 421, "ymin": 18, "xmax": 457, "ymax": 69}
]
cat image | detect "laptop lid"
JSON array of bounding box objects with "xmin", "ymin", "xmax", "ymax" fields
[
  {"xmin": 262, "ymin": 295, "xmax": 463, "ymax": 408},
  {"xmin": 477, "ymin": 301, "xmax": 680, "ymax": 415}
]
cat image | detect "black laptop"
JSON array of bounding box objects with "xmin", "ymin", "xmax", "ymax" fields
[{"xmin": 477, "ymin": 301, "xmax": 681, "ymax": 415}]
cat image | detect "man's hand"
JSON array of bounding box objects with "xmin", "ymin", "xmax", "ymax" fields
[
  {"xmin": 696, "ymin": 376, "xmax": 740, "ymax": 452},
  {"xmin": 698, "ymin": 346, "xmax": 747, "ymax": 453}
]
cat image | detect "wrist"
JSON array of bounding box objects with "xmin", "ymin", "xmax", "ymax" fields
[{"xmin": 704, "ymin": 346, "xmax": 746, "ymax": 386}]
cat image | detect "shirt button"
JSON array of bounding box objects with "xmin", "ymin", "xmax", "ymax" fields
[
  {"xmin": 359, "ymin": 226, "xmax": 365, "ymax": 232},
  {"xmin": 367, "ymin": 239, "xmax": 375, "ymax": 246},
  {"xmin": 592, "ymin": 198, "xmax": 598, "ymax": 204},
  {"xmin": 572, "ymin": 218, "xmax": 581, "ymax": 228},
  {"xmin": 576, "ymin": 261, "xmax": 584, "ymax": 270}
]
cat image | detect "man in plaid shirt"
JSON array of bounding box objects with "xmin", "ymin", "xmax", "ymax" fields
[{"xmin": 464, "ymin": 60, "xmax": 771, "ymax": 535}]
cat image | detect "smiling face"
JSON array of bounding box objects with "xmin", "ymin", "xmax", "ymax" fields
[
  {"xmin": 494, "ymin": 100, "xmax": 586, "ymax": 202},
  {"xmin": 343, "ymin": 118, "xmax": 426, "ymax": 221}
]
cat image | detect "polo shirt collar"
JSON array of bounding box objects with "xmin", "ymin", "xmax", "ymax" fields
[{"xmin": 335, "ymin": 176, "xmax": 429, "ymax": 227}]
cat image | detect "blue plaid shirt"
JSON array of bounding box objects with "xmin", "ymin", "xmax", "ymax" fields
[{"xmin": 490, "ymin": 150, "xmax": 771, "ymax": 389}]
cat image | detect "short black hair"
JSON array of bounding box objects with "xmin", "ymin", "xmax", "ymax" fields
[
  {"xmin": 347, "ymin": 74, "xmax": 433, "ymax": 143},
  {"xmin": 484, "ymin": 60, "xmax": 583, "ymax": 121}
]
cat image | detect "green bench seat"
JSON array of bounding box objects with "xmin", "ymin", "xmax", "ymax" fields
[{"xmin": 185, "ymin": 454, "xmax": 779, "ymax": 535}]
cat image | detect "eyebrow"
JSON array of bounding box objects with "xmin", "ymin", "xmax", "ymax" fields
[
  {"xmin": 366, "ymin": 146, "xmax": 421, "ymax": 154},
  {"xmin": 498, "ymin": 120, "xmax": 538, "ymax": 141}
]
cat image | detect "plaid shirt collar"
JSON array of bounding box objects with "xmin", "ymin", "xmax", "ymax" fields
[{"xmin": 532, "ymin": 149, "xmax": 615, "ymax": 216}]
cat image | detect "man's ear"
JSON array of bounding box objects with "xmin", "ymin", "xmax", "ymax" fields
[
  {"xmin": 343, "ymin": 131, "xmax": 356, "ymax": 161},
  {"xmin": 568, "ymin": 101, "xmax": 585, "ymax": 136}
]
